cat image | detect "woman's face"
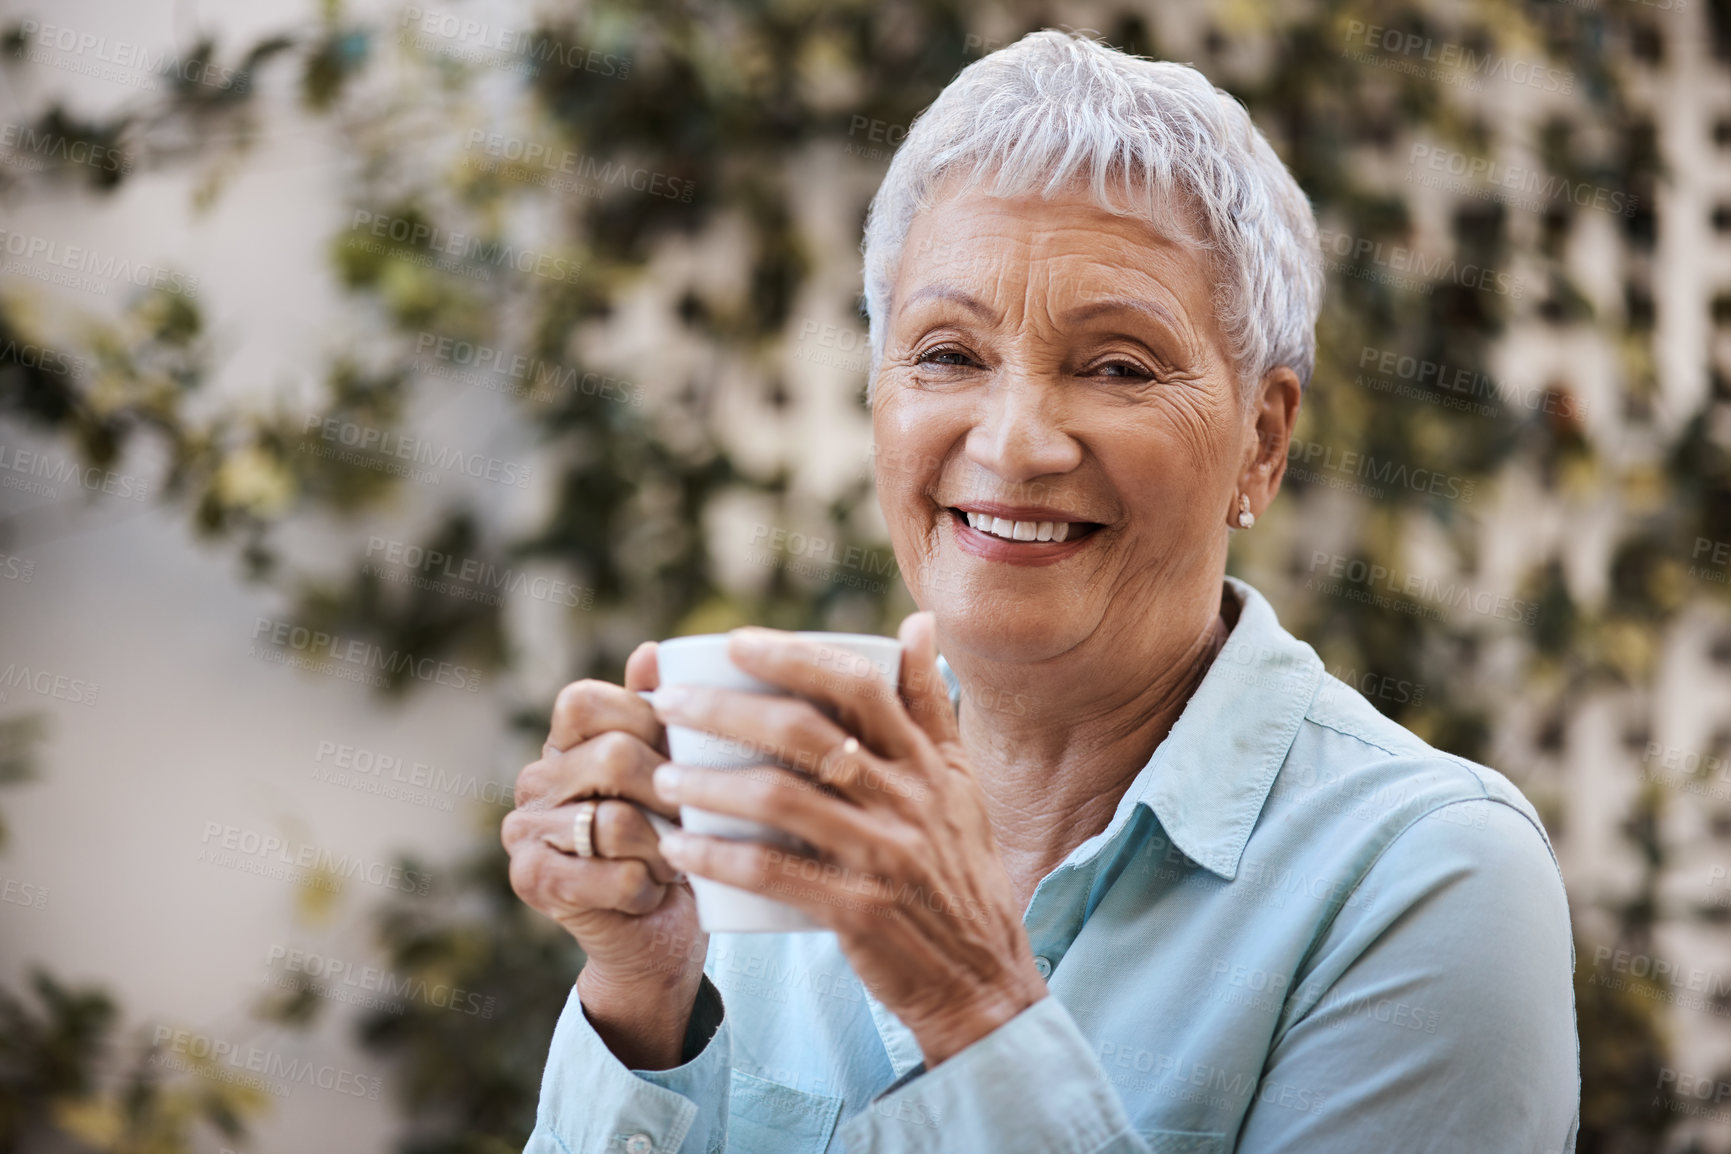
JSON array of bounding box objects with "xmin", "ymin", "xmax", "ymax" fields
[{"xmin": 872, "ymin": 186, "xmax": 1273, "ymax": 667}]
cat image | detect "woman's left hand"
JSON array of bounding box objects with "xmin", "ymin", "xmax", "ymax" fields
[{"xmin": 648, "ymin": 612, "xmax": 1049, "ymax": 1068}]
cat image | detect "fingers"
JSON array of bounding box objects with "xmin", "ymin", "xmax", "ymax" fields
[
  {"xmin": 651, "ymin": 763, "xmax": 887, "ymax": 868},
  {"xmin": 594, "ymin": 800, "xmax": 683, "ymax": 883},
  {"xmin": 897, "ymin": 612, "xmax": 959, "ymax": 746},
  {"xmin": 503, "ymin": 801, "xmax": 681, "ymax": 886},
  {"xmin": 504, "ymin": 833, "xmax": 666, "ymax": 917},
  {"xmin": 722, "ymin": 630, "xmax": 919, "ymax": 760},
  {"xmin": 650, "ymin": 687, "xmax": 923, "ymax": 808},
  {"xmin": 514, "ymin": 729, "xmax": 678, "ymax": 819},
  {"xmin": 654, "ymin": 684, "xmax": 842, "ymax": 772},
  {"xmin": 656, "ymin": 832, "xmax": 851, "ymax": 929},
  {"xmin": 545, "ymin": 677, "xmax": 664, "ymax": 759},
  {"xmin": 624, "ymin": 641, "xmax": 660, "ymax": 693}
]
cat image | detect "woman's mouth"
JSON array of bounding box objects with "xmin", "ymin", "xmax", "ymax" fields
[
  {"xmin": 945, "ymin": 506, "xmax": 1103, "ymax": 561},
  {"xmin": 958, "ymin": 510, "xmax": 1092, "ymax": 542}
]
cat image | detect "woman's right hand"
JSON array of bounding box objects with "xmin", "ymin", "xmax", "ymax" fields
[{"xmin": 502, "ymin": 641, "xmax": 708, "ymax": 1069}]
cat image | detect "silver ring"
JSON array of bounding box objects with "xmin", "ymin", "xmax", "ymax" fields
[{"xmin": 573, "ymin": 799, "xmax": 599, "ymax": 858}]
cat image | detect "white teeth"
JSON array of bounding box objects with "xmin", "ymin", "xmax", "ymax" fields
[{"xmin": 960, "ymin": 511, "xmax": 1079, "ymax": 543}]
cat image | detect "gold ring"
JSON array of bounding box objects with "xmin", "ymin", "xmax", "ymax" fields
[
  {"xmin": 820, "ymin": 736, "xmax": 863, "ymax": 787},
  {"xmin": 573, "ymin": 799, "xmax": 599, "ymax": 859}
]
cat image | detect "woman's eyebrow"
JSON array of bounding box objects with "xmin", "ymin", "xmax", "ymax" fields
[
  {"xmin": 1059, "ymin": 297, "xmax": 1184, "ymax": 334},
  {"xmin": 902, "ymin": 284, "xmax": 998, "ymax": 321}
]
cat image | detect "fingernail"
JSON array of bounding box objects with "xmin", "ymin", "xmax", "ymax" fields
[
  {"xmin": 659, "ymin": 830, "xmax": 690, "ymax": 860},
  {"xmin": 651, "ymin": 685, "xmax": 691, "ymax": 713},
  {"xmin": 653, "ymin": 763, "xmax": 683, "ymax": 799}
]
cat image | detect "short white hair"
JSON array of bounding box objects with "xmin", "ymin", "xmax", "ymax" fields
[{"xmin": 861, "ymin": 30, "xmax": 1325, "ymax": 399}]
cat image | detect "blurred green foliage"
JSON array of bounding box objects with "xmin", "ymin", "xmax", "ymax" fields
[{"xmin": 3, "ymin": 0, "xmax": 1727, "ymax": 1150}]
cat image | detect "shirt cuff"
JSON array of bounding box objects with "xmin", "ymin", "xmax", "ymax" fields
[
  {"xmin": 837, "ymin": 994, "xmax": 1137, "ymax": 1154},
  {"xmin": 527, "ymin": 976, "xmax": 731, "ymax": 1154}
]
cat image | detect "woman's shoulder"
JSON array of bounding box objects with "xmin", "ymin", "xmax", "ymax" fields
[{"xmin": 1270, "ymin": 667, "xmax": 1560, "ymax": 882}]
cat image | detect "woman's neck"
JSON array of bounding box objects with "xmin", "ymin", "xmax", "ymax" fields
[{"xmin": 952, "ymin": 588, "xmax": 1235, "ymax": 911}]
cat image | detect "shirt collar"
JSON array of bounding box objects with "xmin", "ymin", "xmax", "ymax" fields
[
  {"xmin": 1129, "ymin": 577, "xmax": 1321, "ymax": 880},
  {"xmin": 935, "ymin": 576, "xmax": 1321, "ymax": 883}
]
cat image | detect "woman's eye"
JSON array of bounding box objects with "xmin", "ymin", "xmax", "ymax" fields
[
  {"xmin": 916, "ymin": 348, "xmax": 977, "ymax": 367},
  {"xmin": 1093, "ymin": 360, "xmax": 1154, "ymax": 380}
]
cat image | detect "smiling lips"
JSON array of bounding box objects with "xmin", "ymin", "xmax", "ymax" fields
[
  {"xmin": 961, "ymin": 510, "xmax": 1074, "ymax": 542},
  {"xmin": 948, "ymin": 505, "xmax": 1101, "ymax": 551}
]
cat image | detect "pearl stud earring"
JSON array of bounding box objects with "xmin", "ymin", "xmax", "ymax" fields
[{"xmin": 1237, "ymin": 493, "xmax": 1255, "ymax": 529}]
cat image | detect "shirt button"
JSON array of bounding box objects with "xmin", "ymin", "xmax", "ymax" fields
[
  {"xmin": 1033, "ymin": 955, "xmax": 1053, "ymax": 978},
  {"xmin": 625, "ymin": 1134, "xmax": 653, "ymax": 1154}
]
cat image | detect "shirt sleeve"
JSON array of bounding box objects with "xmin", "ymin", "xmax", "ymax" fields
[
  {"xmin": 1235, "ymin": 797, "xmax": 1580, "ymax": 1154},
  {"xmin": 525, "ymin": 975, "xmax": 732, "ymax": 1154},
  {"xmin": 835, "ymin": 993, "xmax": 1151, "ymax": 1154}
]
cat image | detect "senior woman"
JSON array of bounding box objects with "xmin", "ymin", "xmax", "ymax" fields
[{"xmin": 504, "ymin": 30, "xmax": 1579, "ymax": 1154}]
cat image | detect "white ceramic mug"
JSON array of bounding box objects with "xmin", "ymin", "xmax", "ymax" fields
[{"xmin": 652, "ymin": 631, "xmax": 902, "ymax": 933}]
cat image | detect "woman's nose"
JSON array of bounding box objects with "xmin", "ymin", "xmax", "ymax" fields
[{"xmin": 963, "ymin": 375, "xmax": 1084, "ymax": 485}]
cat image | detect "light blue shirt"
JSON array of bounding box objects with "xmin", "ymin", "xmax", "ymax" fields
[{"xmin": 526, "ymin": 577, "xmax": 1579, "ymax": 1153}]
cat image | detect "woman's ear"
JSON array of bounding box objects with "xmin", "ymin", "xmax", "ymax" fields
[{"xmin": 1232, "ymin": 365, "xmax": 1303, "ymax": 527}]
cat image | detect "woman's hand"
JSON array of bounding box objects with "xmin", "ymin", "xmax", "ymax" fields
[
  {"xmin": 649, "ymin": 613, "xmax": 1049, "ymax": 1068},
  {"xmin": 502, "ymin": 642, "xmax": 707, "ymax": 1070}
]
